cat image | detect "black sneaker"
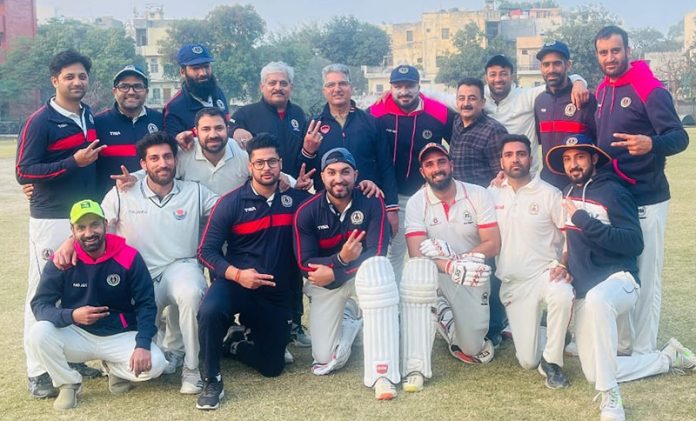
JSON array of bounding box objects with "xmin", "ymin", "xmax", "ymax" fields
[
  {"xmin": 69, "ymin": 362, "xmax": 103, "ymax": 378},
  {"xmin": 538, "ymin": 356, "xmax": 570, "ymax": 389},
  {"xmin": 28, "ymin": 372, "xmax": 58, "ymax": 399},
  {"xmin": 196, "ymin": 376, "xmax": 224, "ymax": 410}
]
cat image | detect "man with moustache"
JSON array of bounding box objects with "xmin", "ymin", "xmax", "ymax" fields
[
  {"xmin": 196, "ymin": 134, "xmax": 311, "ymax": 410},
  {"xmin": 367, "ymin": 64, "xmax": 456, "ymax": 283},
  {"xmin": 16, "ymin": 49, "xmax": 104, "ymax": 398},
  {"xmin": 593, "ymin": 25, "xmax": 689, "ymax": 355},
  {"xmin": 487, "ymin": 135, "xmax": 573, "ymax": 389},
  {"xmin": 163, "ymin": 44, "xmax": 229, "ymax": 138},
  {"xmin": 27, "ymin": 200, "xmax": 166, "ymax": 410},
  {"xmin": 534, "ymin": 42, "xmax": 597, "ymax": 190}
]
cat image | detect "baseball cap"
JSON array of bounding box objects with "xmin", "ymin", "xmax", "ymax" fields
[
  {"xmin": 536, "ymin": 40, "xmax": 570, "ymax": 61},
  {"xmin": 70, "ymin": 200, "xmax": 106, "ymax": 224},
  {"xmin": 390, "ymin": 65, "xmax": 420, "ymax": 84},
  {"xmin": 545, "ymin": 134, "xmax": 611, "ymax": 175},
  {"xmin": 485, "ymin": 54, "xmax": 514, "ymax": 72},
  {"xmin": 418, "ymin": 142, "xmax": 449, "ymax": 163},
  {"xmin": 176, "ymin": 43, "xmax": 214, "ymax": 66},
  {"xmin": 113, "ymin": 65, "xmax": 148, "ymax": 87},
  {"xmin": 321, "ymin": 147, "xmax": 356, "ymax": 171}
]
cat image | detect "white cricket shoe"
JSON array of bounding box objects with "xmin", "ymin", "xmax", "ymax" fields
[
  {"xmin": 374, "ymin": 377, "xmax": 397, "ymax": 400},
  {"xmin": 594, "ymin": 386, "xmax": 625, "ymax": 421},
  {"xmin": 661, "ymin": 337, "xmax": 696, "ymax": 372},
  {"xmin": 403, "ymin": 372, "xmax": 424, "ymax": 393},
  {"xmin": 180, "ymin": 367, "xmax": 204, "ymax": 394}
]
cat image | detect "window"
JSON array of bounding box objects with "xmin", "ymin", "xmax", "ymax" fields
[
  {"xmin": 442, "ymin": 28, "xmax": 449, "ymax": 39},
  {"xmin": 417, "ymin": 58, "xmax": 423, "ymax": 64},
  {"xmin": 376, "ymin": 84, "xmax": 384, "ymax": 93},
  {"xmin": 149, "ymin": 58, "xmax": 159, "ymax": 74},
  {"xmin": 151, "ymin": 88, "xmax": 161, "ymax": 101},
  {"xmin": 136, "ymin": 28, "xmax": 147, "ymax": 47},
  {"xmin": 406, "ymin": 31, "xmax": 413, "ymax": 42}
]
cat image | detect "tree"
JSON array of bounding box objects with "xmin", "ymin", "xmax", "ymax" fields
[
  {"xmin": 316, "ymin": 16, "xmax": 390, "ymax": 67},
  {"xmin": 629, "ymin": 27, "xmax": 681, "ymax": 59}
]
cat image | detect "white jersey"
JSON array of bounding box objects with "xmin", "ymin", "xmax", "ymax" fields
[
  {"xmin": 101, "ymin": 178, "xmax": 219, "ymax": 278},
  {"xmin": 488, "ymin": 176, "xmax": 565, "ymax": 283},
  {"xmin": 176, "ymin": 138, "xmax": 249, "ymax": 195},
  {"xmin": 405, "ymin": 180, "xmax": 497, "ymax": 254}
]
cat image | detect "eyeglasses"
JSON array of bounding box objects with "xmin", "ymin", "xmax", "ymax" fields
[
  {"xmin": 323, "ymin": 81, "xmax": 351, "ymax": 89},
  {"xmin": 115, "ymin": 83, "xmax": 147, "ymax": 93},
  {"xmin": 251, "ymin": 158, "xmax": 280, "ymax": 170}
]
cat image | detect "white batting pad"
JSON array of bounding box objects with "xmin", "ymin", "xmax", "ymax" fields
[
  {"xmin": 355, "ymin": 256, "xmax": 400, "ymax": 387},
  {"xmin": 400, "ymin": 258, "xmax": 438, "ymax": 379}
]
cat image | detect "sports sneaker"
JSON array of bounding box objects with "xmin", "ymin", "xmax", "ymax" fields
[
  {"xmin": 53, "ymin": 383, "xmax": 82, "ymax": 410},
  {"xmin": 222, "ymin": 325, "xmax": 247, "ymax": 357},
  {"xmin": 374, "ymin": 377, "xmax": 397, "ymax": 400},
  {"xmin": 181, "ymin": 367, "xmax": 204, "ymax": 394},
  {"xmin": 163, "ymin": 351, "xmax": 184, "ymax": 375},
  {"xmin": 402, "ymin": 372, "xmax": 424, "ymax": 393},
  {"xmin": 311, "ymin": 356, "xmax": 337, "ymax": 376},
  {"xmin": 28, "ymin": 372, "xmax": 58, "ymax": 399},
  {"xmin": 661, "ymin": 337, "xmax": 696, "ymax": 372},
  {"xmin": 537, "ymin": 356, "xmax": 570, "ymax": 389},
  {"xmin": 449, "ymin": 338, "xmax": 495, "ymax": 364},
  {"xmin": 69, "ymin": 362, "xmax": 103, "ymax": 378},
  {"xmin": 196, "ymin": 376, "xmax": 224, "ymax": 410},
  {"xmin": 284, "ymin": 347, "xmax": 295, "ymax": 364},
  {"xmin": 290, "ymin": 323, "xmax": 312, "ymax": 348},
  {"xmin": 594, "ymin": 386, "xmax": 625, "ymax": 421},
  {"xmin": 108, "ymin": 373, "xmax": 134, "ymax": 394}
]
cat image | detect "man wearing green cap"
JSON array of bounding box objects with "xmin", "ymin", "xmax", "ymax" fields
[{"xmin": 27, "ymin": 200, "xmax": 165, "ymax": 410}]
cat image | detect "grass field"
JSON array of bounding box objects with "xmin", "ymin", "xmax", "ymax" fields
[{"xmin": 0, "ymin": 133, "xmax": 694, "ymax": 420}]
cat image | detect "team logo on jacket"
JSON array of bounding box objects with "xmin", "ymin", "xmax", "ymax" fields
[
  {"xmin": 89, "ymin": 114, "xmax": 94, "ymax": 124},
  {"xmin": 192, "ymin": 45, "xmax": 204, "ymax": 54},
  {"xmin": 620, "ymin": 97, "xmax": 632, "ymax": 108},
  {"xmin": 106, "ymin": 274, "xmax": 121, "ymax": 287},
  {"xmin": 173, "ymin": 209, "xmax": 187, "ymax": 220},
  {"xmin": 281, "ymin": 195, "xmax": 293, "ymax": 207},
  {"xmin": 422, "ymin": 129, "xmax": 433, "ymax": 140},
  {"xmin": 291, "ymin": 119, "xmax": 300, "ymax": 131},
  {"xmin": 148, "ymin": 123, "xmax": 159, "ymax": 133},
  {"xmin": 41, "ymin": 248, "xmax": 53, "ymax": 261},
  {"xmin": 216, "ymin": 99, "xmax": 225, "ymax": 110},
  {"xmin": 320, "ymin": 125, "xmax": 331, "ymax": 134},
  {"xmin": 564, "ymin": 104, "xmax": 576, "ymax": 117},
  {"xmin": 350, "ymin": 210, "xmax": 364, "ymax": 225},
  {"xmin": 528, "ymin": 203, "xmax": 539, "ymax": 215}
]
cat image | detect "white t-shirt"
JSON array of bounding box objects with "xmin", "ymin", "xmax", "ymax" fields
[
  {"xmin": 177, "ymin": 138, "xmax": 250, "ymax": 195},
  {"xmin": 405, "ymin": 180, "xmax": 497, "ymax": 254},
  {"xmin": 488, "ymin": 176, "xmax": 565, "ymax": 283},
  {"xmin": 101, "ymin": 178, "xmax": 219, "ymax": 278}
]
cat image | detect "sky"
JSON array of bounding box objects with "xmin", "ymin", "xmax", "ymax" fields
[{"xmin": 37, "ymin": 0, "xmax": 695, "ymax": 34}]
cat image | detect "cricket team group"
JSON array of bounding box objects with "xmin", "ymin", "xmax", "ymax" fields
[{"xmin": 14, "ymin": 23, "xmax": 694, "ymax": 419}]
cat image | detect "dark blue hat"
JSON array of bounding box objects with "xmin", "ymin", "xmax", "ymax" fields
[
  {"xmin": 485, "ymin": 54, "xmax": 514, "ymax": 72},
  {"xmin": 176, "ymin": 43, "xmax": 214, "ymax": 66},
  {"xmin": 536, "ymin": 40, "xmax": 571, "ymax": 60},
  {"xmin": 546, "ymin": 134, "xmax": 611, "ymax": 175},
  {"xmin": 390, "ymin": 65, "xmax": 420, "ymax": 83},
  {"xmin": 321, "ymin": 147, "xmax": 356, "ymax": 171},
  {"xmin": 113, "ymin": 65, "xmax": 148, "ymax": 87}
]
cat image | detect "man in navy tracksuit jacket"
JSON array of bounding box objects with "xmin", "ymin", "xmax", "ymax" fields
[
  {"xmin": 28, "ymin": 200, "xmax": 164, "ymax": 410},
  {"xmin": 95, "ymin": 65, "xmax": 163, "ymax": 198},
  {"xmin": 594, "ymin": 26, "xmax": 689, "ymax": 354},
  {"xmin": 196, "ymin": 134, "xmax": 310, "ymax": 410}
]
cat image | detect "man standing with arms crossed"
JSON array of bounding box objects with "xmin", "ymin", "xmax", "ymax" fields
[
  {"xmin": 594, "ymin": 25, "xmax": 689, "ymax": 354},
  {"xmin": 16, "ymin": 49, "xmax": 104, "ymax": 398}
]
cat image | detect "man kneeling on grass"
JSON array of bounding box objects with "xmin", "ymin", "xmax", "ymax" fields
[{"xmin": 27, "ymin": 200, "xmax": 166, "ymax": 410}]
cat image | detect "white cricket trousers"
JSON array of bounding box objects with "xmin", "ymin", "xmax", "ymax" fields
[
  {"xmin": 386, "ymin": 194, "xmax": 409, "ymax": 284},
  {"xmin": 439, "ymin": 274, "xmax": 489, "ymax": 356},
  {"xmin": 154, "ymin": 259, "xmax": 206, "ymax": 370},
  {"xmin": 632, "ymin": 200, "xmax": 668, "ymax": 354},
  {"xmin": 500, "ymin": 271, "xmax": 574, "ymax": 369},
  {"xmin": 26, "ymin": 321, "xmax": 166, "ymax": 387},
  {"xmin": 24, "ymin": 217, "xmax": 71, "ymax": 377},
  {"xmin": 575, "ymin": 272, "xmax": 670, "ymax": 392}
]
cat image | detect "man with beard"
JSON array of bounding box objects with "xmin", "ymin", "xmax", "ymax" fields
[
  {"xmin": 405, "ymin": 143, "xmax": 500, "ymax": 366},
  {"xmin": 27, "ymin": 200, "xmax": 166, "ymax": 410},
  {"xmin": 163, "ymin": 44, "xmax": 229, "ymax": 138},
  {"xmin": 16, "ymin": 49, "xmax": 104, "ymax": 398},
  {"xmin": 196, "ymin": 134, "xmax": 311, "ymax": 410},
  {"xmin": 487, "ymin": 135, "xmax": 574, "ymax": 389},
  {"xmin": 484, "ymin": 54, "xmax": 588, "ymax": 177},
  {"xmin": 534, "ymin": 42, "xmax": 597, "ymax": 190},
  {"xmin": 593, "ymin": 26, "xmax": 689, "ymax": 356},
  {"xmin": 293, "ymin": 148, "xmax": 395, "ymax": 399},
  {"xmin": 94, "ymin": 65, "xmax": 163, "ymax": 198},
  {"xmin": 367, "ymin": 64, "xmax": 456, "ymax": 284},
  {"xmin": 545, "ymin": 134, "xmax": 695, "ymax": 421}
]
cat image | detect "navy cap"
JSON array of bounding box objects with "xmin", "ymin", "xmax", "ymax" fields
[
  {"xmin": 485, "ymin": 54, "xmax": 514, "ymax": 72},
  {"xmin": 390, "ymin": 65, "xmax": 420, "ymax": 83},
  {"xmin": 418, "ymin": 142, "xmax": 449, "ymax": 163},
  {"xmin": 536, "ymin": 40, "xmax": 570, "ymax": 61},
  {"xmin": 113, "ymin": 65, "xmax": 148, "ymax": 87},
  {"xmin": 545, "ymin": 134, "xmax": 611, "ymax": 175},
  {"xmin": 321, "ymin": 147, "xmax": 356, "ymax": 171},
  {"xmin": 176, "ymin": 43, "xmax": 214, "ymax": 66}
]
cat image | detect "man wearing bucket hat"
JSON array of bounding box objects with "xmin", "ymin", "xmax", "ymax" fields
[
  {"xmin": 163, "ymin": 43, "xmax": 229, "ymax": 138},
  {"xmin": 27, "ymin": 200, "xmax": 165, "ymax": 410},
  {"xmin": 545, "ymin": 134, "xmax": 696, "ymax": 421}
]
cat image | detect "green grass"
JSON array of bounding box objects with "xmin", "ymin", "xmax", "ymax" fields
[{"xmin": 1, "ymin": 132, "xmax": 694, "ymax": 420}]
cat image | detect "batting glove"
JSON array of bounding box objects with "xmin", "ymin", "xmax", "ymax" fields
[
  {"xmin": 419, "ymin": 238, "xmax": 457, "ymax": 260},
  {"xmin": 458, "ymin": 252, "xmax": 486, "ymax": 264},
  {"xmin": 447, "ymin": 259, "xmax": 492, "ymax": 287}
]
